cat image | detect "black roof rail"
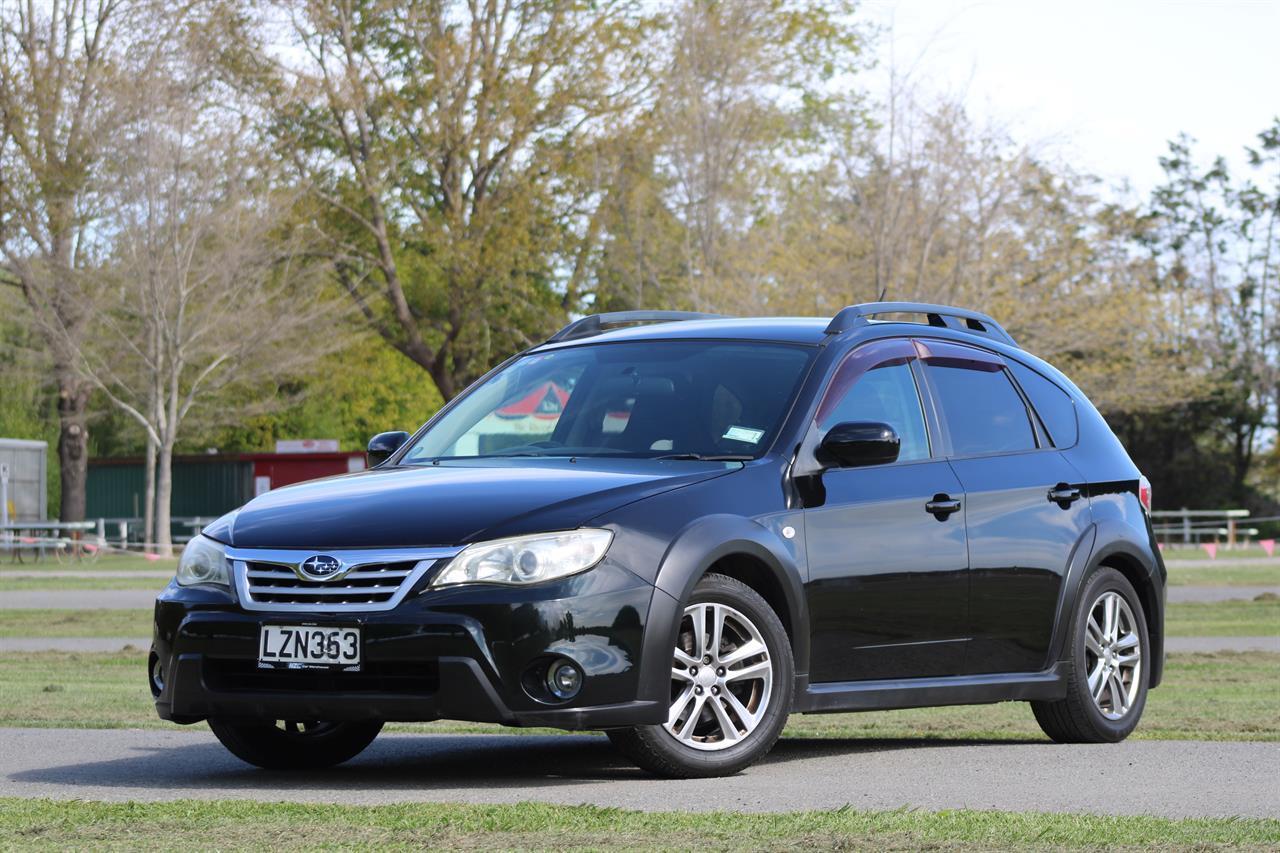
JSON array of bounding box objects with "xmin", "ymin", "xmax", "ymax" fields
[
  {"xmin": 546, "ymin": 310, "xmax": 725, "ymax": 343},
  {"xmin": 825, "ymin": 301, "xmax": 1017, "ymax": 347}
]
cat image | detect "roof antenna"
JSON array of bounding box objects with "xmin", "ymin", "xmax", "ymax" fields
[{"xmin": 876, "ymin": 285, "xmax": 887, "ymax": 302}]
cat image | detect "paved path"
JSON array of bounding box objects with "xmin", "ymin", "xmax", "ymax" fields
[
  {"xmin": 0, "ymin": 637, "xmax": 150, "ymax": 653},
  {"xmin": 0, "ymin": 590, "xmax": 158, "ymax": 609},
  {"xmin": 1167, "ymin": 585, "xmax": 1278, "ymax": 602},
  {"xmin": 0, "ymin": 728, "xmax": 1274, "ymax": 818},
  {"xmin": 1165, "ymin": 636, "xmax": 1280, "ymax": 653}
]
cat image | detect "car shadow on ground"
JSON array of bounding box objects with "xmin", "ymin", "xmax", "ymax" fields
[{"xmin": 9, "ymin": 732, "xmax": 1049, "ymax": 794}]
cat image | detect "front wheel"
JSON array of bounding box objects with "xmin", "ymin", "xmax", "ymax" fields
[
  {"xmin": 208, "ymin": 718, "xmax": 383, "ymax": 770},
  {"xmin": 1032, "ymin": 567, "xmax": 1150, "ymax": 743},
  {"xmin": 608, "ymin": 573, "xmax": 793, "ymax": 778}
]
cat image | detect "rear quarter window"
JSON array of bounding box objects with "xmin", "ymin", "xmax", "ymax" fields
[{"xmin": 1009, "ymin": 361, "xmax": 1079, "ymax": 448}]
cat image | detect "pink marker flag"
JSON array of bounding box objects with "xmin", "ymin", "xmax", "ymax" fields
[
  {"xmin": 144, "ymin": 552, "xmax": 162, "ymax": 562},
  {"xmin": 1201, "ymin": 542, "xmax": 1217, "ymax": 560},
  {"xmin": 1261, "ymin": 539, "xmax": 1276, "ymax": 558}
]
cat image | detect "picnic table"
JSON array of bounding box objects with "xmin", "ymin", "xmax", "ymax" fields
[{"xmin": 0, "ymin": 521, "xmax": 101, "ymax": 563}]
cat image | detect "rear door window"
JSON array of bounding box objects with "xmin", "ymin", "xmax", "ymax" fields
[{"xmin": 927, "ymin": 364, "xmax": 1037, "ymax": 456}]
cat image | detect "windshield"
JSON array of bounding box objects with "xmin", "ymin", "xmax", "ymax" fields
[{"xmin": 402, "ymin": 340, "xmax": 815, "ymax": 462}]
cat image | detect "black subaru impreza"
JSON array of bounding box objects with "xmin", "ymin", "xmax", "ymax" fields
[{"xmin": 150, "ymin": 303, "xmax": 1164, "ymax": 778}]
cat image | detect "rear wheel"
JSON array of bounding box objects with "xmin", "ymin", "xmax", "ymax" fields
[
  {"xmin": 208, "ymin": 718, "xmax": 383, "ymax": 770},
  {"xmin": 608, "ymin": 573, "xmax": 793, "ymax": 778},
  {"xmin": 1032, "ymin": 567, "xmax": 1149, "ymax": 743}
]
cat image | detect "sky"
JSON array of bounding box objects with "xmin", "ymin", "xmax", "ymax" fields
[{"xmin": 861, "ymin": 0, "xmax": 1280, "ymax": 197}]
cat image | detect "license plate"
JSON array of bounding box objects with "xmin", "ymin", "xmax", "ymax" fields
[{"xmin": 258, "ymin": 625, "xmax": 360, "ymax": 669}]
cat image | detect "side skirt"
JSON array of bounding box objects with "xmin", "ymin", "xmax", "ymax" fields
[{"xmin": 794, "ymin": 662, "xmax": 1069, "ymax": 714}]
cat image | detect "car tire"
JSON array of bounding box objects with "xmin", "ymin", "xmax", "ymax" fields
[
  {"xmin": 208, "ymin": 718, "xmax": 383, "ymax": 770},
  {"xmin": 1032, "ymin": 567, "xmax": 1150, "ymax": 743},
  {"xmin": 608, "ymin": 572, "xmax": 793, "ymax": 778}
]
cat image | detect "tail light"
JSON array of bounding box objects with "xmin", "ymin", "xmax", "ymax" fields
[{"xmin": 1138, "ymin": 475, "xmax": 1152, "ymax": 514}]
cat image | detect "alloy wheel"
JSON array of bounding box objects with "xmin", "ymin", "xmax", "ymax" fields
[
  {"xmin": 1084, "ymin": 591, "xmax": 1143, "ymax": 720},
  {"xmin": 665, "ymin": 602, "xmax": 773, "ymax": 751}
]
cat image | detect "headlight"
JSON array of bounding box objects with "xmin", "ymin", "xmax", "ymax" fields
[
  {"xmin": 176, "ymin": 534, "xmax": 230, "ymax": 587},
  {"xmin": 431, "ymin": 529, "xmax": 613, "ymax": 587}
]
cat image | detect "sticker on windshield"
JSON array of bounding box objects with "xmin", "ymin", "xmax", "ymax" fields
[{"xmin": 722, "ymin": 426, "xmax": 765, "ymax": 444}]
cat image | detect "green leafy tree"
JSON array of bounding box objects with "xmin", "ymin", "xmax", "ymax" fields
[
  {"xmin": 203, "ymin": 335, "xmax": 444, "ymax": 453},
  {"xmin": 255, "ymin": 0, "xmax": 653, "ymax": 399},
  {"xmin": 1138, "ymin": 124, "xmax": 1280, "ymax": 503}
]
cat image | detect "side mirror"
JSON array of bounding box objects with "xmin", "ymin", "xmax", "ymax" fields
[
  {"xmin": 366, "ymin": 431, "xmax": 410, "ymax": 467},
  {"xmin": 819, "ymin": 421, "xmax": 900, "ymax": 468}
]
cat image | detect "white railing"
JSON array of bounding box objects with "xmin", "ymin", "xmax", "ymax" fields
[{"xmin": 1149, "ymin": 509, "xmax": 1270, "ymax": 548}]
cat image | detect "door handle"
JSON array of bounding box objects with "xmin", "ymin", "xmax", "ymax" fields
[
  {"xmin": 1048, "ymin": 483, "xmax": 1082, "ymax": 507},
  {"xmin": 925, "ymin": 495, "xmax": 962, "ymax": 519}
]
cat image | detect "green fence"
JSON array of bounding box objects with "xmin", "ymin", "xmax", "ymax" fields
[{"xmin": 87, "ymin": 458, "xmax": 254, "ymax": 520}]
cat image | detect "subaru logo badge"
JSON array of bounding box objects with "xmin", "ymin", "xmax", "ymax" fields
[{"xmin": 298, "ymin": 554, "xmax": 344, "ymax": 581}]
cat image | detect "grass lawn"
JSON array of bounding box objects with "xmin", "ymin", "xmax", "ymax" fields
[
  {"xmin": 1166, "ymin": 561, "xmax": 1280, "ymax": 587},
  {"xmin": 1, "ymin": 553, "xmax": 179, "ymax": 573},
  {"xmin": 0, "ymin": 610, "xmax": 153, "ymax": 638},
  {"xmin": 1, "ymin": 798, "xmax": 1277, "ymax": 851},
  {"xmin": 783, "ymin": 651, "xmax": 1280, "ymax": 743},
  {"xmin": 1, "ymin": 649, "xmax": 1275, "ymax": 741},
  {"xmin": 1166, "ymin": 598, "xmax": 1280, "ymax": 636},
  {"xmin": 1161, "ymin": 547, "xmax": 1273, "ymax": 561},
  {"xmin": 0, "ymin": 575, "xmax": 169, "ymax": 592},
  {"xmin": 6, "ymin": 598, "xmax": 1274, "ymax": 641}
]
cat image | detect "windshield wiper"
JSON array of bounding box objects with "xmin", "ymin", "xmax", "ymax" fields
[{"xmin": 652, "ymin": 453, "xmax": 753, "ymax": 461}]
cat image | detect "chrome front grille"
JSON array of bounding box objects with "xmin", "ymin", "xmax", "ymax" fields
[
  {"xmin": 227, "ymin": 546, "xmax": 464, "ymax": 613},
  {"xmin": 244, "ymin": 560, "xmax": 416, "ymax": 605}
]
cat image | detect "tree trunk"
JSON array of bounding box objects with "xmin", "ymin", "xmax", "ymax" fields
[
  {"xmin": 428, "ymin": 362, "xmax": 458, "ymax": 402},
  {"xmin": 143, "ymin": 434, "xmax": 157, "ymax": 548},
  {"xmin": 55, "ymin": 366, "xmax": 91, "ymax": 523},
  {"xmin": 154, "ymin": 441, "xmax": 174, "ymax": 558}
]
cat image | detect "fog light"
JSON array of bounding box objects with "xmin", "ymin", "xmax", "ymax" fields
[{"xmin": 545, "ymin": 659, "xmax": 582, "ymax": 700}]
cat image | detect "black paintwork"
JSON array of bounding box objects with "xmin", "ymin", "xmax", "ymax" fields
[
  {"xmin": 156, "ymin": 312, "xmax": 1165, "ymax": 730},
  {"xmin": 818, "ymin": 421, "xmax": 902, "ymax": 468},
  {"xmin": 365, "ymin": 431, "xmax": 410, "ymax": 467},
  {"xmin": 206, "ymin": 458, "xmax": 738, "ymax": 549},
  {"xmin": 804, "ymin": 458, "xmax": 969, "ymax": 681}
]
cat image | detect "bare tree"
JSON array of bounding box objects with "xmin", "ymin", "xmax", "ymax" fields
[
  {"xmin": 0, "ymin": 0, "xmax": 142, "ymax": 521},
  {"xmin": 653, "ymin": 0, "xmax": 865, "ymax": 312},
  {"xmin": 738, "ymin": 85, "xmax": 1208, "ymax": 415},
  {"xmin": 74, "ymin": 70, "xmax": 335, "ymax": 554}
]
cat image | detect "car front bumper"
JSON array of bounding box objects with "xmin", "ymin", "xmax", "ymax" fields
[{"xmin": 150, "ymin": 560, "xmax": 673, "ymax": 729}]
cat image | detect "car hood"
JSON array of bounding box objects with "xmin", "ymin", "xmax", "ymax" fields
[{"xmin": 204, "ymin": 458, "xmax": 739, "ymax": 549}]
